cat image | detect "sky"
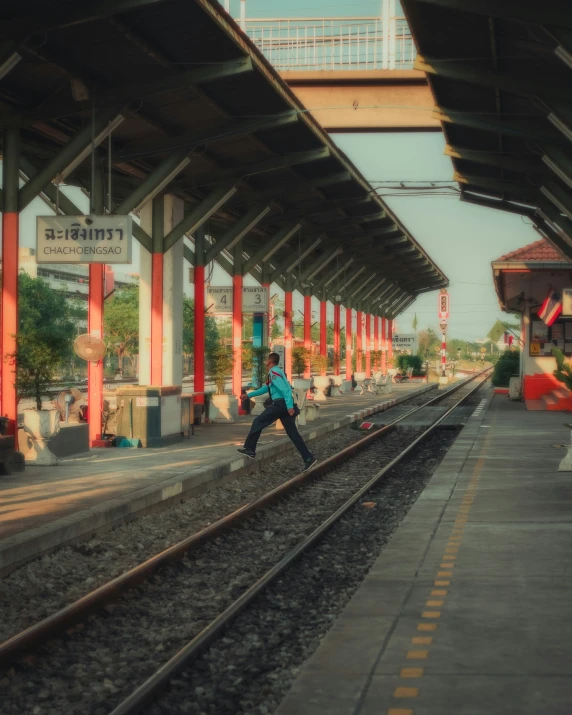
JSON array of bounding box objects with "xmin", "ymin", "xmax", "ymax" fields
[{"xmin": 9, "ymin": 0, "xmax": 540, "ymax": 342}]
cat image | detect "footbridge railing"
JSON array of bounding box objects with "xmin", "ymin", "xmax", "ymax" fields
[{"xmin": 243, "ymin": 16, "xmax": 416, "ymax": 72}]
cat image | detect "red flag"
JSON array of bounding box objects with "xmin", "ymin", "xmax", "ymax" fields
[{"xmin": 538, "ymin": 289, "xmax": 562, "ymax": 326}]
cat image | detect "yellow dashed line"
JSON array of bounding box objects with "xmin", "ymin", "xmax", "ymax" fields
[
  {"xmin": 388, "ymin": 419, "xmax": 491, "ymax": 714},
  {"xmin": 406, "ymin": 650, "xmax": 429, "ymax": 659},
  {"xmin": 394, "ymin": 687, "xmax": 419, "ymax": 698},
  {"xmin": 400, "ymin": 668, "xmax": 424, "ymax": 678},
  {"xmin": 417, "ymin": 623, "xmax": 437, "ymax": 631}
]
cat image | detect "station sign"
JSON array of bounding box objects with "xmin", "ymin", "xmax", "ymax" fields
[
  {"xmin": 392, "ymin": 333, "xmax": 417, "ymax": 354},
  {"xmin": 242, "ymin": 286, "xmax": 268, "ymax": 313},
  {"xmin": 37, "ymin": 215, "xmax": 132, "ymax": 264},
  {"xmin": 438, "ymin": 289, "xmax": 450, "ymax": 320},
  {"xmin": 206, "ymin": 286, "xmax": 269, "ymax": 314}
]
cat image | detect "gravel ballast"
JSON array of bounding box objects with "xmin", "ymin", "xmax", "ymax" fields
[{"xmin": 142, "ymin": 429, "xmax": 459, "ymax": 715}]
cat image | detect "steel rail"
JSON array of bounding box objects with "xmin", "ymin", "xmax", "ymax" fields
[
  {"xmin": 109, "ymin": 369, "xmax": 491, "ymax": 715},
  {"xmin": 0, "ymin": 369, "xmax": 490, "ymax": 668}
]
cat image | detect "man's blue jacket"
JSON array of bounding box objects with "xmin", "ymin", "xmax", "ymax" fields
[{"xmin": 246, "ymin": 366, "xmax": 294, "ymax": 409}]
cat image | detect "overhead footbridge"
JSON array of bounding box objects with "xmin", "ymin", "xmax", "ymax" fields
[
  {"xmin": 0, "ymin": 0, "xmax": 447, "ymax": 446},
  {"xmin": 402, "ymin": 0, "xmax": 572, "ymax": 258}
]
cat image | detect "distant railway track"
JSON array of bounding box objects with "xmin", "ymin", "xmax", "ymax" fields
[{"xmin": 0, "ymin": 368, "xmax": 491, "ymax": 715}]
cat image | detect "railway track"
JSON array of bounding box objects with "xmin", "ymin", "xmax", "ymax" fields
[{"xmin": 0, "ymin": 369, "xmax": 491, "ymax": 715}]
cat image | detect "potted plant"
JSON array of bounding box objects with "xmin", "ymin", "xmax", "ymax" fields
[
  {"xmin": 311, "ymin": 354, "xmax": 331, "ymax": 401},
  {"xmin": 292, "ymin": 347, "xmax": 311, "ymax": 392},
  {"xmin": 206, "ymin": 346, "xmax": 238, "ymax": 423}
]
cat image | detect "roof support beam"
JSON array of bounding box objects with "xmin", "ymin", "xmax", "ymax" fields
[
  {"xmin": 188, "ymin": 148, "xmax": 330, "ymax": 190},
  {"xmin": 413, "ymin": 0, "xmax": 572, "ymax": 29},
  {"xmin": 265, "ymin": 197, "xmax": 372, "ymax": 226},
  {"xmin": 1, "ymin": 0, "xmax": 172, "ymax": 40},
  {"xmin": 540, "ymin": 183, "xmax": 572, "ymax": 222},
  {"xmin": 163, "ymin": 182, "xmax": 237, "ymax": 252},
  {"xmin": 536, "ymin": 197, "xmax": 572, "ymax": 242},
  {"xmin": 355, "ymin": 278, "xmax": 388, "ymax": 304},
  {"xmin": 542, "ymin": 151, "xmax": 572, "ymax": 191},
  {"xmin": 238, "ymin": 171, "xmax": 352, "ymax": 204},
  {"xmin": 269, "ymin": 237, "xmax": 322, "ymax": 284},
  {"xmin": 350, "ymin": 273, "xmax": 376, "ymax": 298},
  {"xmin": 454, "ymin": 171, "xmax": 538, "ymax": 202},
  {"xmin": 18, "ymin": 108, "xmax": 120, "ymax": 210},
  {"xmin": 304, "ymin": 212, "xmax": 388, "ymax": 234},
  {"xmin": 295, "ymin": 247, "xmax": 342, "ymax": 289},
  {"xmin": 314, "ymin": 260, "xmax": 353, "ymax": 292},
  {"xmin": 5, "ymin": 58, "xmax": 254, "ymax": 124},
  {"xmin": 416, "ymin": 54, "xmax": 567, "ymax": 106},
  {"xmin": 113, "ymin": 149, "xmax": 191, "ymax": 215},
  {"xmin": 445, "ymin": 145, "xmax": 545, "ymax": 174},
  {"xmin": 389, "ymin": 295, "xmax": 415, "ymax": 319},
  {"xmin": 242, "ymin": 221, "xmax": 302, "ymax": 275},
  {"xmin": 19, "ymin": 154, "xmax": 153, "ymax": 252},
  {"xmin": 115, "ymin": 110, "xmax": 298, "ymax": 161},
  {"xmin": 204, "ymin": 203, "xmax": 272, "ymax": 264},
  {"xmin": 435, "ymin": 108, "xmax": 569, "ymax": 147}
]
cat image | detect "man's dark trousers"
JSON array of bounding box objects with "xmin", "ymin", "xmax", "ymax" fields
[{"xmin": 244, "ymin": 399, "xmax": 312, "ymax": 461}]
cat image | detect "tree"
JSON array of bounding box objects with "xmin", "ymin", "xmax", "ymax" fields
[
  {"xmin": 12, "ymin": 274, "xmax": 76, "ymax": 410},
  {"xmin": 182, "ymin": 296, "xmax": 219, "ymax": 356},
  {"xmin": 417, "ymin": 327, "xmax": 440, "ymax": 357},
  {"xmin": 103, "ymin": 282, "xmax": 139, "ymax": 372}
]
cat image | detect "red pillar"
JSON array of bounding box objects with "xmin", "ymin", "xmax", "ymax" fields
[
  {"xmin": 194, "ymin": 265, "xmax": 205, "ymax": 404},
  {"xmin": 151, "ymin": 252, "xmax": 163, "ymax": 385},
  {"xmin": 232, "ymin": 274, "xmax": 243, "ymax": 397},
  {"xmin": 381, "ymin": 318, "xmax": 387, "ymax": 373},
  {"xmin": 333, "ymin": 303, "xmax": 341, "ymax": 375},
  {"xmin": 356, "ymin": 310, "xmax": 363, "ymax": 373},
  {"xmin": 284, "ymin": 290, "xmax": 293, "ymax": 379},
  {"xmin": 320, "ymin": 300, "xmax": 327, "ymax": 375},
  {"xmin": 262, "ymin": 282, "xmax": 270, "ymax": 346},
  {"xmin": 388, "ymin": 319, "xmax": 394, "ymax": 367},
  {"xmin": 365, "ymin": 313, "xmax": 371, "ymax": 378},
  {"xmin": 304, "ymin": 293, "xmax": 312, "ymax": 378},
  {"xmin": 1, "ymin": 213, "xmax": 18, "ymax": 441},
  {"xmin": 345, "ymin": 306, "xmax": 352, "ymax": 381},
  {"xmin": 88, "ymin": 265, "xmax": 104, "ymax": 446},
  {"xmin": 374, "ymin": 314, "xmax": 380, "ymax": 370}
]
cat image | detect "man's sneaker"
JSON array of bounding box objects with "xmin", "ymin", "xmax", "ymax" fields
[
  {"xmin": 237, "ymin": 447, "xmax": 256, "ymax": 459},
  {"xmin": 303, "ymin": 456, "xmax": 318, "ymax": 472}
]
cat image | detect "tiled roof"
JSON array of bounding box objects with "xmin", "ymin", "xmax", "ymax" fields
[{"xmin": 496, "ymin": 238, "xmax": 570, "ymax": 264}]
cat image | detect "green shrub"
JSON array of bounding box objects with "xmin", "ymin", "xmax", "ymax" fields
[
  {"xmin": 491, "ymin": 350, "xmax": 520, "ymax": 387},
  {"xmin": 292, "ymin": 347, "xmax": 310, "ymax": 378},
  {"xmin": 397, "ymin": 354, "xmax": 423, "ymax": 376}
]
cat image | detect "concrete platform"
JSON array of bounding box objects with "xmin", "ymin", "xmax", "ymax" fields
[
  {"xmin": 276, "ymin": 393, "xmax": 572, "ymax": 715},
  {"xmin": 0, "ymin": 382, "xmax": 433, "ymax": 575}
]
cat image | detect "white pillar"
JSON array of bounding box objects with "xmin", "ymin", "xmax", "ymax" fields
[
  {"xmin": 139, "ymin": 204, "xmax": 152, "ymax": 386},
  {"xmin": 138, "ymin": 195, "xmax": 184, "ymax": 387},
  {"xmin": 162, "ymin": 194, "xmax": 184, "ymax": 386}
]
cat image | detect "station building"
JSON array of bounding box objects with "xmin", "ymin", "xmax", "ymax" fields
[{"xmin": 493, "ymin": 238, "xmax": 572, "ymax": 410}]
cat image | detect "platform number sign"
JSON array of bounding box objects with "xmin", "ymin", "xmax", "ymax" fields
[
  {"xmin": 207, "ymin": 286, "xmax": 233, "ymax": 314},
  {"xmin": 438, "ymin": 289, "xmax": 450, "ymax": 320}
]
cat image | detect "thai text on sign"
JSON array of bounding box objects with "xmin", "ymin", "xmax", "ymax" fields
[
  {"xmin": 37, "ymin": 215, "xmax": 132, "ymax": 264},
  {"xmin": 206, "ymin": 286, "xmax": 269, "ymax": 314}
]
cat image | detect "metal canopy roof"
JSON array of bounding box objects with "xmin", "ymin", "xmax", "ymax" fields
[
  {"xmin": 402, "ymin": 0, "xmax": 572, "ymax": 260},
  {"xmin": 0, "ymin": 0, "xmax": 447, "ymax": 315}
]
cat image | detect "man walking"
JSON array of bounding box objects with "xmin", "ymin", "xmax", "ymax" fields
[{"xmin": 237, "ymin": 352, "xmax": 317, "ymax": 471}]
